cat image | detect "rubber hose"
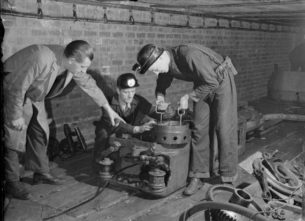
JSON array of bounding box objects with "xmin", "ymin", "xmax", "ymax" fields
[{"xmin": 179, "ymin": 201, "xmax": 269, "ymax": 221}]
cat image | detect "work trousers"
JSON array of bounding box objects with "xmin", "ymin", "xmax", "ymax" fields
[
  {"xmin": 4, "ymin": 106, "xmax": 50, "ymax": 182},
  {"xmin": 93, "ymin": 125, "xmax": 110, "ymax": 161},
  {"xmin": 189, "ymin": 72, "xmax": 238, "ymax": 182}
]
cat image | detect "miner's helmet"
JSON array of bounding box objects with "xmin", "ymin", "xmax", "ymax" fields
[
  {"xmin": 132, "ymin": 44, "xmax": 164, "ymax": 74},
  {"xmin": 117, "ymin": 73, "xmax": 139, "ymax": 89}
]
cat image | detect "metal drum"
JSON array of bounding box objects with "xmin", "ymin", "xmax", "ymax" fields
[{"xmin": 152, "ymin": 121, "xmax": 191, "ymax": 145}]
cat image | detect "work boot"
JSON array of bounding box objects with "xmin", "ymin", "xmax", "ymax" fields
[
  {"xmin": 6, "ymin": 181, "xmax": 31, "ymax": 200},
  {"xmin": 33, "ymin": 173, "xmax": 64, "ymax": 185},
  {"xmin": 183, "ymin": 178, "xmax": 202, "ymax": 196}
]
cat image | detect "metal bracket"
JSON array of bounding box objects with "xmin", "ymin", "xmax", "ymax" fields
[
  {"xmin": 129, "ymin": 9, "xmax": 135, "ymax": 24},
  {"xmin": 103, "ymin": 7, "xmax": 108, "ymax": 23},
  {"xmin": 37, "ymin": 0, "xmax": 43, "ymax": 19},
  {"xmin": 73, "ymin": 4, "xmax": 77, "ymax": 21},
  {"xmin": 150, "ymin": 9, "xmax": 155, "ymax": 24}
]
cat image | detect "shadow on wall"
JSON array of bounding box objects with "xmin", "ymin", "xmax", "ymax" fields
[
  {"xmin": 45, "ymin": 68, "xmax": 116, "ymax": 125},
  {"xmin": 289, "ymin": 39, "xmax": 305, "ymax": 72},
  {"xmin": 87, "ymin": 68, "xmax": 116, "ymax": 101},
  {"xmin": 45, "ymin": 77, "xmax": 77, "ymax": 139},
  {"xmin": 46, "ymin": 69, "xmax": 117, "ymax": 185},
  {"xmin": 45, "ymin": 68, "xmax": 116, "ymax": 160}
]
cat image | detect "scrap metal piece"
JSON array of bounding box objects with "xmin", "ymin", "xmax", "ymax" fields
[
  {"xmin": 211, "ymin": 209, "xmax": 247, "ymax": 221},
  {"xmin": 179, "ymin": 201, "xmax": 269, "ymax": 221},
  {"xmin": 207, "ymin": 184, "xmax": 265, "ymax": 221},
  {"xmin": 252, "ymin": 158, "xmax": 272, "ymax": 201}
]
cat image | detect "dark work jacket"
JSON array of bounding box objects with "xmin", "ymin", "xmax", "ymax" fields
[
  {"xmin": 98, "ymin": 94, "xmax": 156, "ymax": 135},
  {"xmin": 155, "ymin": 44, "xmax": 224, "ymax": 101}
]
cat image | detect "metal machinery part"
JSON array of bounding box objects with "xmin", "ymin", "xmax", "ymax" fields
[
  {"xmin": 151, "ymin": 121, "xmax": 191, "ymax": 145},
  {"xmin": 179, "ymin": 201, "xmax": 269, "ymax": 221},
  {"xmin": 207, "ymin": 184, "xmax": 266, "ymax": 221},
  {"xmin": 97, "ymin": 120, "xmax": 191, "ymax": 197},
  {"xmin": 59, "ymin": 124, "xmax": 88, "ymax": 158},
  {"xmin": 257, "ymin": 156, "xmax": 302, "ymax": 205}
]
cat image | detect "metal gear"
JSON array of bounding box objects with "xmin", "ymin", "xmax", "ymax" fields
[
  {"xmin": 179, "ymin": 201, "xmax": 269, "ymax": 221},
  {"xmin": 210, "ymin": 209, "xmax": 253, "ymax": 221},
  {"xmin": 206, "ymin": 184, "xmax": 266, "ymax": 221}
]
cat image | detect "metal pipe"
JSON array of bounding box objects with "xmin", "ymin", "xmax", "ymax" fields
[
  {"xmin": 2, "ymin": 9, "xmax": 298, "ymax": 33},
  {"xmin": 51, "ymin": 0, "xmax": 303, "ymax": 28},
  {"xmin": 263, "ymin": 113, "xmax": 305, "ymax": 121}
]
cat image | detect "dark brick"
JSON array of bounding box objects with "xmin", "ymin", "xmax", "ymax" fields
[
  {"xmin": 147, "ymin": 33, "xmax": 155, "ymax": 38},
  {"xmin": 112, "ymin": 60, "xmax": 123, "ymax": 65},
  {"xmin": 84, "ymin": 31, "xmax": 98, "ymax": 36},
  {"xmin": 112, "ymin": 32, "xmax": 124, "ymax": 38},
  {"xmin": 126, "ymin": 46, "xmax": 135, "ymax": 51},
  {"xmin": 99, "ymin": 32, "xmax": 111, "ymax": 37},
  {"xmin": 126, "ymin": 32, "xmax": 135, "ymax": 38},
  {"xmin": 137, "ymin": 33, "xmax": 146, "ymax": 38}
]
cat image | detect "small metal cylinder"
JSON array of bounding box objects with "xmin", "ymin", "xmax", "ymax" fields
[
  {"xmin": 148, "ymin": 168, "xmax": 166, "ymax": 193},
  {"xmin": 97, "ymin": 158, "xmax": 114, "ymax": 180},
  {"xmin": 229, "ymin": 188, "xmax": 253, "ymax": 208}
]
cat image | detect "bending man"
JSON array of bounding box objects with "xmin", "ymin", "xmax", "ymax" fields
[
  {"xmin": 4, "ymin": 40, "xmax": 123, "ymax": 199},
  {"xmin": 133, "ymin": 43, "xmax": 238, "ymax": 196}
]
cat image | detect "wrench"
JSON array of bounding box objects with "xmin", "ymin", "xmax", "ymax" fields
[{"xmin": 253, "ymin": 158, "xmax": 272, "ymax": 201}]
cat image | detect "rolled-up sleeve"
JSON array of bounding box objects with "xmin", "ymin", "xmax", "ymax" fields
[
  {"xmin": 72, "ymin": 72, "xmax": 109, "ymax": 107},
  {"xmin": 155, "ymin": 73, "xmax": 174, "ymax": 96}
]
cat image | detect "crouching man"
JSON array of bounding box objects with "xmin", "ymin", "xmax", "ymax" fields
[{"xmin": 93, "ymin": 73, "xmax": 172, "ymax": 165}]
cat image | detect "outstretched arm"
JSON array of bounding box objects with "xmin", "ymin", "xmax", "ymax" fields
[{"xmin": 72, "ymin": 72, "xmax": 125, "ymax": 126}]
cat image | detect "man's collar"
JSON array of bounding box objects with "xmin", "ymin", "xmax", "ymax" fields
[{"xmin": 111, "ymin": 94, "xmax": 137, "ymax": 107}]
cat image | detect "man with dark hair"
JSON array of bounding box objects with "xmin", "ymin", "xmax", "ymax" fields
[
  {"xmin": 3, "ymin": 40, "xmax": 124, "ymax": 199},
  {"xmin": 93, "ymin": 73, "xmax": 171, "ymax": 164},
  {"xmin": 133, "ymin": 43, "xmax": 239, "ymax": 196}
]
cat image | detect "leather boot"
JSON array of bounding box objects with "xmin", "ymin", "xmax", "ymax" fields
[
  {"xmin": 33, "ymin": 173, "xmax": 64, "ymax": 185},
  {"xmin": 6, "ymin": 181, "xmax": 31, "ymax": 200},
  {"xmin": 183, "ymin": 178, "xmax": 202, "ymax": 196}
]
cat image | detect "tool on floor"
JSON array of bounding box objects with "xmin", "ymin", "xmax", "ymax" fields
[
  {"xmin": 58, "ymin": 124, "xmax": 87, "ymax": 158},
  {"xmin": 253, "ymin": 158, "xmax": 272, "ymax": 201}
]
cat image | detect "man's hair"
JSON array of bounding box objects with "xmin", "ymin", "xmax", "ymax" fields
[{"xmin": 64, "ymin": 40, "xmax": 94, "ymax": 62}]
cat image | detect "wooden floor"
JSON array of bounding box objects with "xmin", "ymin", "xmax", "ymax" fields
[{"xmin": 4, "ymin": 97, "xmax": 305, "ymax": 221}]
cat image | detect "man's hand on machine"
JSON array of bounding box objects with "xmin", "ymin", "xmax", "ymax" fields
[
  {"xmin": 188, "ymin": 91, "xmax": 200, "ymax": 103},
  {"xmin": 10, "ymin": 117, "xmax": 27, "ymax": 131},
  {"xmin": 156, "ymin": 94, "xmax": 170, "ymax": 111},
  {"xmin": 133, "ymin": 120, "xmax": 157, "ymax": 134},
  {"xmin": 103, "ymin": 103, "xmax": 126, "ymax": 126}
]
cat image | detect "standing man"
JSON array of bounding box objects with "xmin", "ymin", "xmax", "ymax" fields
[
  {"xmin": 93, "ymin": 73, "xmax": 172, "ymax": 164},
  {"xmin": 3, "ymin": 40, "xmax": 123, "ymax": 199},
  {"xmin": 133, "ymin": 43, "xmax": 239, "ymax": 196}
]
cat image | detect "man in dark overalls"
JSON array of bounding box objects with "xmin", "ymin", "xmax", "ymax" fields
[
  {"xmin": 133, "ymin": 43, "xmax": 239, "ymax": 196},
  {"xmin": 93, "ymin": 73, "xmax": 172, "ymax": 164},
  {"xmin": 3, "ymin": 40, "xmax": 124, "ymax": 199}
]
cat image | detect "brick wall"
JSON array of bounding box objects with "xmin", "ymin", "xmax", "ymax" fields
[{"xmin": 2, "ymin": 0, "xmax": 304, "ymax": 144}]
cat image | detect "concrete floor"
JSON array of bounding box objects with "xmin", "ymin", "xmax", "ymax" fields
[{"xmin": 3, "ymin": 97, "xmax": 305, "ymax": 221}]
